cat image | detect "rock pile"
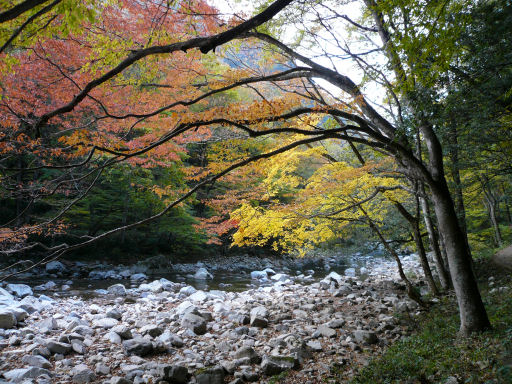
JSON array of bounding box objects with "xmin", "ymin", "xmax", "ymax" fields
[{"xmin": 0, "ymin": 261, "xmax": 426, "ymax": 384}]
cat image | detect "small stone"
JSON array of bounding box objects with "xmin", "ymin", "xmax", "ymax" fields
[
  {"xmin": 353, "ymin": 330, "xmax": 378, "ymax": 345},
  {"xmin": 95, "ymin": 362, "xmax": 111, "ymax": 375},
  {"xmin": 46, "ymin": 261, "xmax": 66, "ymax": 274},
  {"xmin": 21, "ymin": 355, "xmax": 52, "ymax": 369},
  {"xmin": 123, "ymin": 338, "xmax": 153, "ymax": 356},
  {"xmin": 317, "ymin": 325, "xmax": 337, "ymax": 338},
  {"xmin": 47, "ymin": 340, "xmax": 72, "ymax": 355},
  {"xmin": 157, "ymin": 364, "xmax": 188, "ymax": 384},
  {"xmin": 93, "ymin": 317, "xmax": 118, "ymax": 329},
  {"xmin": 72, "ymin": 365, "xmax": 96, "ymax": 383},
  {"xmin": 250, "ymin": 306, "xmax": 268, "ymax": 328},
  {"xmin": 306, "ymin": 340, "xmax": 323, "ymax": 352},
  {"xmin": 234, "ymin": 347, "xmax": 261, "ymax": 364},
  {"xmin": 4, "ymin": 367, "xmax": 51, "ymax": 382},
  {"xmin": 261, "ymin": 355, "xmax": 298, "ymax": 376},
  {"xmin": 106, "ymin": 308, "xmax": 123, "ymax": 320},
  {"xmin": 112, "ymin": 325, "xmax": 133, "ymax": 339},
  {"xmin": 196, "ymin": 366, "xmax": 224, "ymax": 384},
  {"xmin": 6, "ymin": 283, "xmax": 33, "ymax": 297},
  {"xmin": 140, "ymin": 324, "xmax": 163, "ymax": 338},
  {"xmin": 108, "ymin": 284, "xmax": 127, "ymax": 296},
  {"xmin": 0, "ymin": 310, "xmax": 17, "ymax": 329},
  {"xmin": 72, "ymin": 341, "xmax": 86, "ymax": 354},
  {"xmin": 110, "ymin": 377, "xmax": 133, "ymax": 384},
  {"xmin": 181, "ymin": 312, "xmax": 207, "ymax": 335}
]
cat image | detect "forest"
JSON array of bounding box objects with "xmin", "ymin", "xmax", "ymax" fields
[{"xmin": 0, "ymin": 0, "xmax": 511, "ymax": 383}]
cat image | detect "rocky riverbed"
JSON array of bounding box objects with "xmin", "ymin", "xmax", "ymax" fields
[{"xmin": 0, "ymin": 254, "xmax": 425, "ymax": 384}]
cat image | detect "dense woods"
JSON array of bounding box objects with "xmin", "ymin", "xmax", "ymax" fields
[{"xmin": 0, "ymin": 0, "xmax": 511, "ymax": 342}]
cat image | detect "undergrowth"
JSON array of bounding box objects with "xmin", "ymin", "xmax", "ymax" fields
[{"xmin": 348, "ymin": 259, "xmax": 512, "ymax": 384}]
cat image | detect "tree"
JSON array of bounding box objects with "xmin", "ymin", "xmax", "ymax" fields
[{"xmin": 0, "ymin": 0, "xmax": 499, "ymax": 333}]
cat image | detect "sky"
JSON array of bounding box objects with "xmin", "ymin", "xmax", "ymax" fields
[{"xmin": 207, "ymin": 0, "xmax": 386, "ymax": 110}]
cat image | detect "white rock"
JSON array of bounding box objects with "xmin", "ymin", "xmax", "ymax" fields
[
  {"xmin": 250, "ymin": 270, "xmax": 268, "ymax": 280},
  {"xmin": 107, "ymin": 284, "xmax": 127, "ymax": 296},
  {"xmin": 194, "ymin": 267, "xmax": 213, "ymax": 280},
  {"xmin": 189, "ymin": 290, "xmax": 208, "ymax": 303},
  {"xmin": 139, "ymin": 280, "xmax": 163, "ymax": 293},
  {"xmin": 179, "ymin": 285, "xmax": 197, "ymax": 297},
  {"xmin": 0, "ymin": 287, "xmax": 15, "ymax": 306},
  {"xmin": 270, "ymin": 273, "xmax": 290, "ymax": 282},
  {"xmin": 6, "ymin": 283, "xmax": 33, "ymax": 298},
  {"xmin": 176, "ymin": 301, "xmax": 196, "ymax": 316},
  {"xmin": 93, "ymin": 318, "xmax": 118, "ymax": 329}
]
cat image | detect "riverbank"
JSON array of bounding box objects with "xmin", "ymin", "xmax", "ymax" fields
[
  {"xmin": 0, "ymin": 254, "xmax": 424, "ymax": 383},
  {"xmin": 344, "ymin": 257, "xmax": 512, "ymax": 384}
]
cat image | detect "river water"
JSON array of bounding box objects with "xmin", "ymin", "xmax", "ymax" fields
[{"xmin": 6, "ymin": 251, "xmax": 407, "ymax": 298}]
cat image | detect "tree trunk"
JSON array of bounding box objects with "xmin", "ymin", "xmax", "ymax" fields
[
  {"xmin": 421, "ymin": 123, "xmax": 490, "ymax": 334},
  {"xmin": 481, "ymin": 176, "xmax": 503, "ymax": 247},
  {"xmin": 430, "ymin": 180, "xmax": 491, "ymax": 334},
  {"xmin": 447, "ymin": 124, "xmax": 474, "ymax": 262},
  {"xmin": 419, "ymin": 186, "xmax": 451, "ymax": 290},
  {"xmin": 394, "ymin": 201, "xmax": 440, "ymax": 296},
  {"xmin": 483, "ymin": 194, "xmax": 503, "ymax": 247}
]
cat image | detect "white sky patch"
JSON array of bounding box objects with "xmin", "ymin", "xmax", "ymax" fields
[{"xmin": 207, "ymin": 0, "xmax": 387, "ymax": 110}]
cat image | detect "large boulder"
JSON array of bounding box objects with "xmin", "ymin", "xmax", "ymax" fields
[{"xmin": 46, "ymin": 260, "xmax": 67, "ymax": 274}]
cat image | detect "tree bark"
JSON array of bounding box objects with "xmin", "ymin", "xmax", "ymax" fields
[
  {"xmin": 394, "ymin": 201, "xmax": 440, "ymax": 296},
  {"xmin": 482, "ymin": 180, "xmax": 503, "ymax": 247},
  {"xmin": 419, "ymin": 185, "xmax": 451, "ymax": 290},
  {"xmin": 429, "ymin": 176, "xmax": 491, "ymax": 333}
]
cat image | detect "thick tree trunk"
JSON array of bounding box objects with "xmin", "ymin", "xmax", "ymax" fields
[
  {"xmin": 430, "ymin": 181, "xmax": 491, "ymax": 334},
  {"xmin": 421, "ymin": 123, "xmax": 490, "ymax": 334},
  {"xmin": 447, "ymin": 124, "xmax": 474, "ymax": 263}
]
